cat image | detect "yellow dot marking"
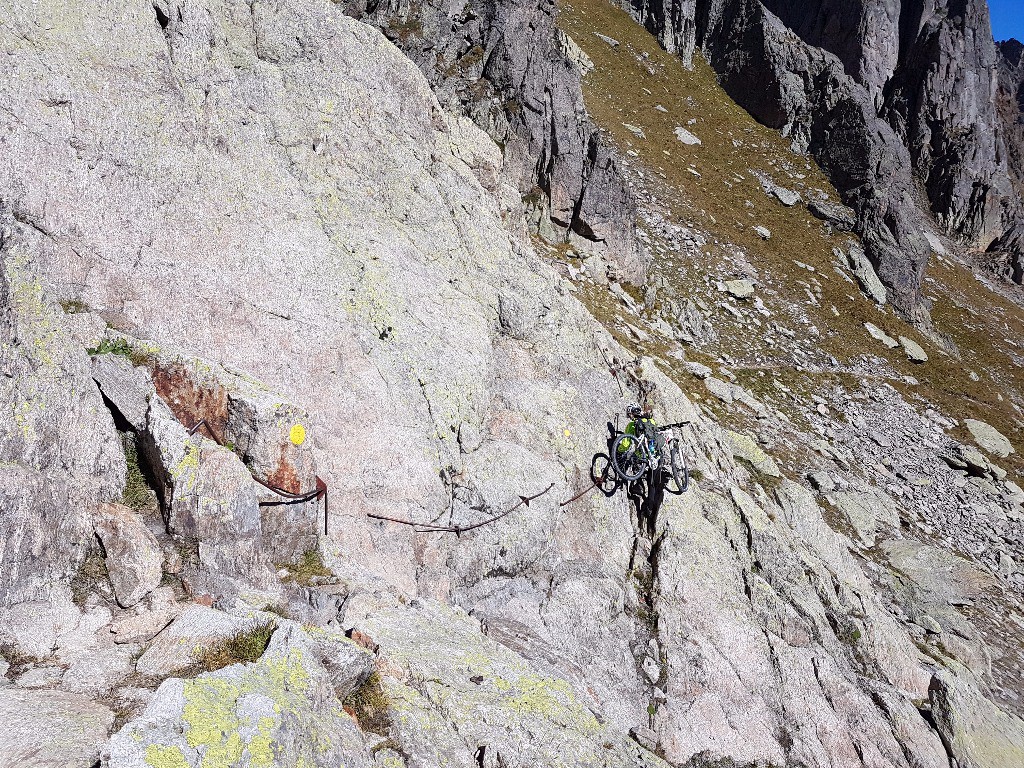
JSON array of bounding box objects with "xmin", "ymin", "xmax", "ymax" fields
[
  {"xmin": 564, "ymin": 429, "xmax": 571, "ymax": 437},
  {"xmin": 289, "ymin": 424, "xmax": 306, "ymax": 446}
]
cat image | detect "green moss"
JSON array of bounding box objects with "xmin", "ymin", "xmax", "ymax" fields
[
  {"xmin": 170, "ymin": 441, "xmax": 201, "ymax": 492},
  {"xmin": 178, "ymin": 640, "xmax": 312, "ymax": 767},
  {"xmin": 87, "ymin": 337, "xmax": 134, "ymax": 358},
  {"xmin": 277, "ymin": 548, "xmax": 332, "ymax": 587},
  {"xmin": 505, "ymin": 674, "xmax": 602, "ymax": 734},
  {"xmin": 59, "ymin": 298, "xmax": 90, "ymax": 314}
]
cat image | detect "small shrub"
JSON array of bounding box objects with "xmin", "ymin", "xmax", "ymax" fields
[
  {"xmin": 87, "ymin": 337, "xmax": 134, "ymax": 358},
  {"xmin": 0, "ymin": 643, "xmax": 37, "ymax": 675},
  {"xmin": 70, "ymin": 552, "xmax": 109, "ymax": 607}
]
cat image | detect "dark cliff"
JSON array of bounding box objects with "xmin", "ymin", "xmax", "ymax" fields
[
  {"xmin": 345, "ymin": 0, "xmax": 644, "ymax": 282},
  {"xmin": 626, "ymin": 0, "xmax": 1024, "ymax": 314}
]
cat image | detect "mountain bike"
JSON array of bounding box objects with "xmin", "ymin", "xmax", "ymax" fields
[{"xmin": 611, "ymin": 423, "xmax": 689, "ymax": 495}]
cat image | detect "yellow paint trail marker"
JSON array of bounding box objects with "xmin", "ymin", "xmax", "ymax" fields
[{"xmin": 289, "ymin": 424, "xmax": 306, "ymax": 446}]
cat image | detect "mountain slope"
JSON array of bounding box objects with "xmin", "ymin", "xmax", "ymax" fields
[{"xmin": 624, "ymin": 0, "xmax": 1024, "ymax": 317}]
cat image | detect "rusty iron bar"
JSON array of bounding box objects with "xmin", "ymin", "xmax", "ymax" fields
[
  {"xmin": 367, "ymin": 476, "xmax": 611, "ymax": 534},
  {"xmin": 188, "ymin": 420, "xmax": 329, "ymax": 535},
  {"xmin": 368, "ymin": 483, "xmax": 559, "ymax": 534}
]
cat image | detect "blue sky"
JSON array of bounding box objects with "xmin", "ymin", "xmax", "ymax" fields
[{"xmin": 990, "ymin": 0, "xmax": 1024, "ymax": 42}]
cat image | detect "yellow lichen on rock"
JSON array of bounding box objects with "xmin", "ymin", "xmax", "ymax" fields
[{"xmin": 144, "ymin": 744, "xmax": 191, "ymax": 768}]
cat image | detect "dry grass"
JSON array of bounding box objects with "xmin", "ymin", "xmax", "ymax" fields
[
  {"xmin": 70, "ymin": 552, "xmax": 109, "ymax": 607},
  {"xmin": 343, "ymin": 672, "xmax": 394, "ymax": 736}
]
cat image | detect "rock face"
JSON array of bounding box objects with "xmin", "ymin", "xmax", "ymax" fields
[
  {"xmin": 0, "ymin": 0, "xmax": 652, "ymax": 736},
  {"xmin": 344, "ymin": 0, "xmax": 643, "ymax": 282},
  {"xmin": 4, "ymin": 0, "xmax": 1024, "ymax": 766},
  {"xmin": 626, "ymin": 0, "xmax": 1024, "ymax": 312},
  {"xmin": 0, "ymin": 687, "xmax": 114, "ymax": 768},
  {"xmin": 94, "ymin": 503, "xmax": 164, "ymax": 608},
  {"xmin": 965, "ymin": 418, "xmax": 1016, "ymax": 458},
  {"xmin": 0, "ymin": 219, "xmax": 124, "ymax": 609}
]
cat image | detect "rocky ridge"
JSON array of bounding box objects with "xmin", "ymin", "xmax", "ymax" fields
[
  {"xmin": 1, "ymin": 1, "xmax": 1024, "ymax": 767},
  {"xmin": 345, "ymin": 0, "xmax": 644, "ymax": 283}
]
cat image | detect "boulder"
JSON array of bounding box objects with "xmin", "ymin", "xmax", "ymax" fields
[
  {"xmin": 771, "ymin": 186, "xmax": 801, "ymax": 207},
  {"xmin": 724, "ymin": 279, "xmax": 756, "ymax": 299},
  {"xmin": 705, "ymin": 376, "xmax": 734, "ymax": 403},
  {"xmin": 941, "ymin": 444, "xmax": 992, "ymax": 476},
  {"xmin": 831, "ymin": 489, "xmax": 900, "ymax": 546},
  {"xmin": 807, "ymin": 471, "xmax": 836, "ymax": 493},
  {"xmin": 844, "ymin": 245, "xmax": 888, "ymax": 305},
  {"xmin": 300, "ymin": 625, "xmax": 376, "ymax": 701},
  {"xmin": 91, "ymin": 353, "xmax": 155, "ymax": 432},
  {"xmin": 95, "ymin": 503, "xmax": 163, "ymax": 608},
  {"xmin": 809, "ymin": 200, "xmax": 857, "ymax": 231},
  {"xmin": 135, "ymin": 605, "xmax": 247, "ymax": 679},
  {"xmin": 725, "ymin": 430, "xmax": 782, "ymax": 478},
  {"xmin": 0, "ymin": 687, "xmax": 113, "ymax": 768},
  {"xmin": 864, "ymin": 322, "xmax": 899, "ymax": 349},
  {"xmin": 753, "ymin": 225, "xmax": 772, "ymax": 240},
  {"xmin": 109, "ymin": 608, "xmax": 179, "ymax": 645},
  {"xmin": 899, "ymin": 336, "xmax": 928, "ymax": 363},
  {"xmin": 674, "ymin": 126, "xmax": 702, "ymax": 145},
  {"xmin": 556, "ymin": 30, "xmax": 594, "ymax": 76},
  {"xmin": 965, "ymin": 419, "xmax": 1015, "ymax": 458},
  {"xmin": 106, "ymin": 623, "xmax": 372, "ymax": 768}
]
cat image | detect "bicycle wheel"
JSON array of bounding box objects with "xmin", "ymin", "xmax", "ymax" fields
[
  {"xmin": 590, "ymin": 453, "xmax": 618, "ymax": 495},
  {"xmin": 666, "ymin": 442, "xmax": 689, "ymax": 495},
  {"xmin": 612, "ymin": 433, "xmax": 647, "ymax": 482}
]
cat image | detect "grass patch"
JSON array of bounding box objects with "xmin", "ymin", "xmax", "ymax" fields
[
  {"xmin": 59, "ymin": 298, "xmax": 90, "ymax": 314},
  {"xmin": 121, "ymin": 432, "xmax": 155, "ymax": 511},
  {"xmin": 192, "ymin": 619, "xmax": 277, "ymax": 674},
  {"xmin": 87, "ymin": 337, "xmax": 134, "ymax": 358},
  {"xmin": 343, "ymin": 672, "xmax": 393, "ymax": 736},
  {"xmin": 261, "ymin": 603, "xmax": 294, "ymax": 620},
  {"xmin": 70, "ymin": 551, "xmax": 109, "ymax": 607},
  {"xmin": 277, "ymin": 547, "xmax": 333, "ymax": 587},
  {"xmin": 556, "ymin": 0, "xmax": 1024, "ymax": 493},
  {"xmin": 87, "ymin": 336, "xmax": 156, "ymax": 368}
]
